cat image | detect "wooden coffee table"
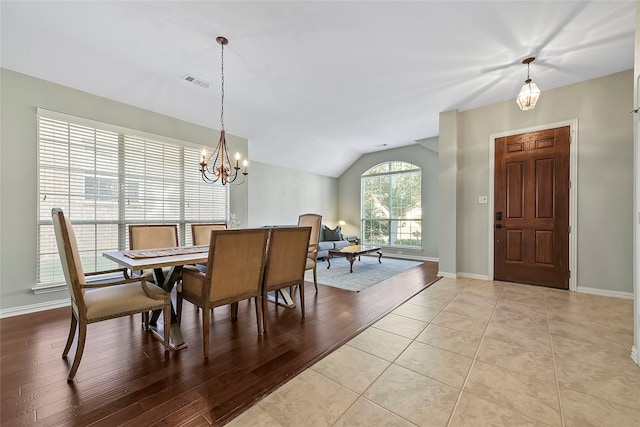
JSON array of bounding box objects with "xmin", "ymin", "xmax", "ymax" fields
[{"xmin": 327, "ymin": 244, "xmax": 382, "ymax": 273}]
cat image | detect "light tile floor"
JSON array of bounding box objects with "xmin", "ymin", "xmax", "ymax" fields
[{"xmin": 228, "ymin": 278, "xmax": 639, "ymax": 427}]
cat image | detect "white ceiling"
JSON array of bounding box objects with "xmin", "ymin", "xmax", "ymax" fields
[{"xmin": 1, "ymin": 1, "xmax": 636, "ymax": 177}]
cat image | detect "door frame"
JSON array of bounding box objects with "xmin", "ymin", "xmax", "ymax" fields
[{"xmin": 488, "ymin": 119, "xmax": 578, "ymax": 291}]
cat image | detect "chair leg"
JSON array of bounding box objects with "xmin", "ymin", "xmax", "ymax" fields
[
  {"xmin": 231, "ymin": 302, "xmax": 239, "ymax": 319},
  {"xmin": 313, "ymin": 265, "xmax": 318, "ymax": 292},
  {"xmin": 299, "ymin": 283, "xmax": 305, "ymax": 317},
  {"xmin": 202, "ymin": 306, "xmax": 210, "ymax": 358},
  {"xmin": 67, "ymin": 321, "xmax": 87, "ymax": 381},
  {"xmin": 143, "ymin": 311, "xmax": 150, "ymax": 330},
  {"xmin": 262, "ymin": 290, "xmax": 269, "ymax": 333},
  {"xmin": 254, "ymin": 296, "xmax": 263, "ymax": 335},
  {"xmin": 62, "ymin": 313, "xmax": 77, "ymax": 358},
  {"xmin": 163, "ymin": 304, "xmax": 171, "ymax": 352}
]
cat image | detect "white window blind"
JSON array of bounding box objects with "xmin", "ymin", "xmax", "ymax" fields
[{"xmin": 37, "ymin": 110, "xmax": 228, "ymax": 287}]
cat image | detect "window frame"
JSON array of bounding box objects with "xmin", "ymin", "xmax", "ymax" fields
[{"xmin": 360, "ymin": 161, "xmax": 422, "ymax": 249}]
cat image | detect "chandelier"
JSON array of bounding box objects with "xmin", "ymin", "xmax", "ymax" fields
[
  {"xmin": 199, "ymin": 36, "xmax": 248, "ymax": 185},
  {"xmin": 516, "ymin": 57, "xmax": 541, "ymax": 111}
]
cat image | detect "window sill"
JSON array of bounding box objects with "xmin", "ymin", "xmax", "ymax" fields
[{"xmin": 32, "ymin": 283, "xmax": 67, "ymax": 295}]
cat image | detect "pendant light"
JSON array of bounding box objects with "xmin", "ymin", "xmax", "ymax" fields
[
  {"xmin": 199, "ymin": 36, "xmax": 248, "ymax": 185},
  {"xmin": 516, "ymin": 57, "xmax": 541, "ymax": 111}
]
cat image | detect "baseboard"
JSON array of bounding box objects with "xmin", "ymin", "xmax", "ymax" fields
[
  {"xmin": 632, "ymin": 346, "xmax": 639, "ymax": 366},
  {"xmin": 0, "ymin": 298, "xmax": 70, "ymax": 319},
  {"xmin": 361, "ymin": 253, "xmax": 437, "ymax": 263},
  {"xmin": 576, "ymin": 286, "xmax": 634, "ymax": 300},
  {"xmin": 457, "ymin": 272, "xmax": 490, "ymax": 281},
  {"xmin": 382, "ymin": 253, "xmax": 438, "ymax": 262},
  {"xmin": 435, "ymin": 272, "xmax": 491, "ymax": 281},
  {"xmin": 437, "ymin": 271, "xmax": 457, "ymax": 279}
]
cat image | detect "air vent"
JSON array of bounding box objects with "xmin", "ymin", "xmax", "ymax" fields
[{"xmin": 183, "ymin": 74, "xmax": 211, "ymax": 88}]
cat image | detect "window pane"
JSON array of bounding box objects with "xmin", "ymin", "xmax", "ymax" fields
[
  {"xmin": 362, "ymin": 175, "xmax": 390, "ymax": 219},
  {"xmin": 362, "ymin": 219, "xmax": 389, "ymax": 245},
  {"xmin": 390, "ymin": 219, "xmax": 422, "ymax": 247}
]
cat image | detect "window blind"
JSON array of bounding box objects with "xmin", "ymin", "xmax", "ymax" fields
[{"xmin": 37, "ymin": 110, "xmax": 228, "ymax": 287}]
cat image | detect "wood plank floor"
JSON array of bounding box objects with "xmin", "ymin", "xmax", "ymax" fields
[{"xmin": 1, "ymin": 261, "xmax": 439, "ymax": 426}]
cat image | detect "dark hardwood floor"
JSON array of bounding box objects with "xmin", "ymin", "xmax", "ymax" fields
[{"xmin": 1, "ymin": 261, "xmax": 439, "ymax": 426}]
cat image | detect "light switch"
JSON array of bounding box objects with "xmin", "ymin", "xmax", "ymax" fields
[{"xmin": 478, "ymin": 196, "xmax": 488, "ymax": 204}]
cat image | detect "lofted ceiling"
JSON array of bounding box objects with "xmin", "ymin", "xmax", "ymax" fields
[{"xmin": 1, "ymin": 1, "xmax": 636, "ymax": 177}]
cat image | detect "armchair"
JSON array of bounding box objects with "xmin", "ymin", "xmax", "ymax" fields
[
  {"xmin": 261, "ymin": 226, "xmax": 311, "ymax": 332},
  {"xmin": 297, "ymin": 213, "xmax": 322, "ymax": 292},
  {"xmin": 52, "ymin": 208, "xmax": 170, "ymax": 381},
  {"xmin": 177, "ymin": 228, "xmax": 269, "ymax": 357}
]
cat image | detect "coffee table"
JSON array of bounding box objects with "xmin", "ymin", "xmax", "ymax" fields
[{"xmin": 326, "ymin": 244, "xmax": 382, "ymax": 273}]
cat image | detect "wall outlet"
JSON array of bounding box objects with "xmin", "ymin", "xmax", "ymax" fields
[{"xmin": 478, "ymin": 196, "xmax": 488, "ymax": 204}]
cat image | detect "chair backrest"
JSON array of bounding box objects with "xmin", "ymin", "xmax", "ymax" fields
[
  {"xmin": 204, "ymin": 228, "xmax": 269, "ymax": 304},
  {"xmin": 51, "ymin": 208, "xmax": 87, "ymax": 307},
  {"xmin": 263, "ymin": 227, "xmax": 311, "ymax": 292},
  {"xmin": 191, "ymin": 223, "xmax": 227, "ymax": 246},
  {"xmin": 298, "ymin": 213, "xmax": 322, "ymax": 246},
  {"xmin": 129, "ymin": 224, "xmax": 179, "ymax": 250}
]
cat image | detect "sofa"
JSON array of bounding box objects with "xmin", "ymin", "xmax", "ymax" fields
[{"xmin": 317, "ymin": 224, "xmax": 350, "ymax": 259}]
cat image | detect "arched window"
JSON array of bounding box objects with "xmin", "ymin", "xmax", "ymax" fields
[{"xmin": 361, "ymin": 161, "xmax": 421, "ymax": 248}]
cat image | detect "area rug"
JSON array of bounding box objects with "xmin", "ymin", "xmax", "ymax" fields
[{"xmin": 306, "ymin": 256, "xmax": 422, "ymax": 292}]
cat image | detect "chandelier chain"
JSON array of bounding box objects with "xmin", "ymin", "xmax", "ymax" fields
[{"xmin": 220, "ymin": 40, "xmax": 225, "ymax": 129}]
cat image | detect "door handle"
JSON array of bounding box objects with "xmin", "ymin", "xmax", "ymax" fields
[{"xmin": 495, "ymin": 224, "xmax": 503, "ymax": 229}]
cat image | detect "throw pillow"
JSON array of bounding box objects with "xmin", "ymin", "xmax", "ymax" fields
[{"xmin": 323, "ymin": 225, "xmax": 343, "ymax": 241}]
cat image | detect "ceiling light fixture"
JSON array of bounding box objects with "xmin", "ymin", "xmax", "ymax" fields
[
  {"xmin": 199, "ymin": 36, "xmax": 248, "ymax": 185},
  {"xmin": 516, "ymin": 57, "xmax": 541, "ymax": 111}
]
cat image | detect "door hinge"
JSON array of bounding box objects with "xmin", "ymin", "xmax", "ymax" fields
[
  {"xmin": 568, "ymin": 225, "xmax": 571, "ymax": 234},
  {"xmin": 568, "ymin": 180, "xmax": 571, "ymax": 189},
  {"xmin": 569, "ymin": 270, "xmax": 571, "ymax": 278}
]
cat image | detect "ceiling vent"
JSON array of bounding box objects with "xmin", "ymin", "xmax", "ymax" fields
[{"xmin": 183, "ymin": 74, "xmax": 211, "ymax": 88}]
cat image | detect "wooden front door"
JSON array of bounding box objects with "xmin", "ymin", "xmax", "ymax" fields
[{"xmin": 494, "ymin": 126, "xmax": 570, "ymax": 289}]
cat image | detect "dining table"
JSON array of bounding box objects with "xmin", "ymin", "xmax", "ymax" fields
[
  {"xmin": 103, "ymin": 246, "xmax": 209, "ymax": 350},
  {"xmin": 102, "ymin": 244, "xmax": 296, "ymax": 350}
]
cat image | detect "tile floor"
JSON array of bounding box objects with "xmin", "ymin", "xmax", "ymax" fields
[{"xmin": 227, "ymin": 278, "xmax": 639, "ymax": 427}]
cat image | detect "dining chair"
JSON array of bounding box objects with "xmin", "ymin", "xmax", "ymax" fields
[
  {"xmin": 190, "ymin": 223, "xmax": 228, "ymax": 274},
  {"xmin": 298, "ymin": 213, "xmax": 322, "ymax": 292},
  {"xmin": 261, "ymin": 226, "xmax": 311, "ymax": 333},
  {"xmin": 177, "ymin": 228, "xmax": 269, "ymax": 357},
  {"xmin": 191, "ymin": 223, "xmax": 227, "ymax": 245},
  {"xmin": 52, "ymin": 208, "xmax": 171, "ymax": 381},
  {"xmin": 128, "ymin": 224, "xmax": 179, "ymax": 283}
]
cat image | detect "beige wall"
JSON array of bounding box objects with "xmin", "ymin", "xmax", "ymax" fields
[
  {"xmin": 247, "ymin": 161, "xmax": 338, "ymax": 227},
  {"xmin": 0, "ymin": 68, "xmax": 251, "ymax": 311},
  {"xmin": 338, "ymin": 143, "xmax": 439, "ymax": 261},
  {"xmin": 447, "ymin": 70, "xmax": 634, "ymax": 292},
  {"xmin": 633, "ymin": 0, "xmax": 639, "ymax": 364}
]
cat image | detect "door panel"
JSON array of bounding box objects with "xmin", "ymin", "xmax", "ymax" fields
[{"xmin": 494, "ymin": 126, "xmax": 570, "ymax": 289}]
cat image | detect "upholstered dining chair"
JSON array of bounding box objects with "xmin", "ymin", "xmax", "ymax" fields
[
  {"xmin": 52, "ymin": 208, "xmax": 170, "ymax": 381},
  {"xmin": 191, "ymin": 223, "xmax": 227, "ymax": 245},
  {"xmin": 128, "ymin": 224, "xmax": 179, "ymax": 283},
  {"xmin": 261, "ymin": 226, "xmax": 311, "ymax": 333},
  {"xmin": 298, "ymin": 213, "xmax": 322, "ymax": 292},
  {"xmin": 176, "ymin": 228, "xmax": 269, "ymax": 357},
  {"xmin": 190, "ymin": 223, "xmax": 228, "ymax": 274}
]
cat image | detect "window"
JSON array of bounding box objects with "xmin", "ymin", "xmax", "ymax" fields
[
  {"xmin": 37, "ymin": 109, "xmax": 228, "ymax": 287},
  {"xmin": 361, "ymin": 161, "xmax": 421, "ymax": 248}
]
